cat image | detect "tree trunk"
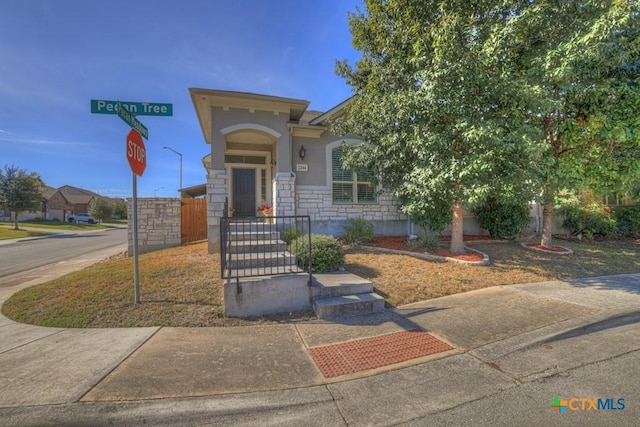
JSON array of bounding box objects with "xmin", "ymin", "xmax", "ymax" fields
[
  {"xmin": 13, "ymin": 212, "xmax": 19, "ymax": 230},
  {"xmin": 450, "ymin": 202, "xmax": 465, "ymax": 254},
  {"xmin": 540, "ymin": 203, "xmax": 554, "ymax": 248}
]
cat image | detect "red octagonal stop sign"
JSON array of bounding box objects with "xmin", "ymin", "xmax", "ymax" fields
[{"xmin": 126, "ymin": 129, "xmax": 146, "ymax": 176}]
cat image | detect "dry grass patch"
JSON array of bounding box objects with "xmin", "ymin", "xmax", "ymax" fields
[
  {"xmin": 4, "ymin": 238, "xmax": 639, "ymax": 328},
  {"xmin": 345, "ymin": 239, "xmax": 640, "ymax": 307},
  {"xmin": 0, "ymin": 228, "xmax": 53, "ymax": 240}
]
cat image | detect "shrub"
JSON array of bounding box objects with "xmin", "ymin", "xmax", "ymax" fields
[
  {"xmin": 282, "ymin": 227, "xmax": 302, "ymax": 244},
  {"xmin": 472, "ymin": 196, "xmax": 531, "ymax": 240},
  {"xmin": 342, "ymin": 217, "xmax": 374, "ymax": 245},
  {"xmin": 290, "ymin": 234, "xmax": 344, "ymax": 273},
  {"xmin": 411, "ymin": 226, "xmax": 440, "ymax": 251},
  {"xmin": 613, "ymin": 205, "xmax": 640, "ymax": 237},
  {"xmin": 556, "ymin": 199, "xmax": 617, "ymax": 240}
]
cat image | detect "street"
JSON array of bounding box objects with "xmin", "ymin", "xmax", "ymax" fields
[{"xmin": 0, "ymin": 228, "xmax": 127, "ymax": 280}]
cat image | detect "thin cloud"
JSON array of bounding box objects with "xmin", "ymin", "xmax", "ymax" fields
[{"xmin": 0, "ymin": 136, "xmax": 93, "ymax": 146}]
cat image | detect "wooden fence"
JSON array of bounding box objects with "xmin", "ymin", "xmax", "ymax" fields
[{"xmin": 181, "ymin": 198, "xmax": 207, "ymax": 244}]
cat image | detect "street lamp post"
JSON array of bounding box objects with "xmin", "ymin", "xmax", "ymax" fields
[
  {"xmin": 154, "ymin": 186, "xmax": 164, "ymax": 197},
  {"xmin": 163, "ymin": 146, "xmax": 183, "ymax": 197}
]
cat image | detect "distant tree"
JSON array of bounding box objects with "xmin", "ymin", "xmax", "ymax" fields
[
  {"xmin": 113, "ymin": 199, "xmax": 127, "ymax": 219},
  {"xmin": 88, "ymin": 197, "xmax": 113, "ymax": 222},
  {"xmin": 0, "ymin": 165, "xmax": 44, "ymax": 230}
]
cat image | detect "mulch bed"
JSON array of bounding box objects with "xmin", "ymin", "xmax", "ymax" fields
[
  {"xmin": 523, "ymin": 243, "xmax": 571, "ymax": 253},
  {"xmin": 363, "ymin": 236, "xmax": 488, "ymax": 262}
]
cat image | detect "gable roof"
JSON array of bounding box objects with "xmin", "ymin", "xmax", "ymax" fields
[
  {"xmin": 309, "ymin": 96, "xmax": 355, "ymax": 125},
  {"xmin": 41, "ymin": 185, "xmax": 58, "ymax": 200},
  {"xmin": 57, "ymin": 185, "xmax": 97, "ymax": 205},
  {"xmin": 190, "ymin": 88, "xmax": 310, "ymax": 144}
]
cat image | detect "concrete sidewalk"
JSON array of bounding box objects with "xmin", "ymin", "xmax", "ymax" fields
[{"xmin": 0, "ymin": 248, "xmax": 639, "ymax": 425}]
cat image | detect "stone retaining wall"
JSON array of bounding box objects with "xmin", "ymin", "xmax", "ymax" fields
[{"xmin": 127, "ymin": 198, "xmax": 181, "ymax": 255}]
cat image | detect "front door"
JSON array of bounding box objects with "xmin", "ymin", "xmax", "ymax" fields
[{"xmin": 232, "ymin": 168, "xmax": 256, "ymax": 216}]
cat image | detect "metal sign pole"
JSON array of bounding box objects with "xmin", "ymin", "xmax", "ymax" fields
[{"xmin": 132, "ymin": 173, "xmax": 140, "ymax": 304}]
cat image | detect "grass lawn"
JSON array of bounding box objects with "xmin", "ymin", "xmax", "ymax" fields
[
  {"xmin": 2, "ymin": 238, "xmax": 639, "ymax": 328},
  {"xmin": 0, "ymin": 228, "xmax": 54, "ymax": 240},
  {"xmin": 0, "ymin": 220, "xmax": 110, "ymax": 231}
]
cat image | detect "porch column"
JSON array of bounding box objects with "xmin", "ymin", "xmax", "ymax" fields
[
  {"xmin": 273, "ymin": 172, "xmax": 296, "ymax": 217},
  {"xmin": 207, "ymin": 169, "xmax": 228, "ymax": 254}
]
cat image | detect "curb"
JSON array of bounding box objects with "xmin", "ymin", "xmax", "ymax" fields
[
  {"xmin": 361, "ymin": 245, "xmax": 490, "ymax": 266},
  {"xmin": 520, "ymin": 242, "xmax": 574, "ymax": 255}
]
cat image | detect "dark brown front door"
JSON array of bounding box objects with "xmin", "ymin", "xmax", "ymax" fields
[{"xmin": 232, "ymin": 168, "xmax": 256, "ymax": 216}]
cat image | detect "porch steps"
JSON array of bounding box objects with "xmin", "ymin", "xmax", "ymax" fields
[
  {"xmin": 311, "ymin": 272, "xmax": 385, "ymax": 319},
  {"xmin": 229, "ymin": 251, "xmax": 296, "ymax": 269},
  {"xmin": 230, "ymin": 239, "xmax": 287, "ymax": 254}
]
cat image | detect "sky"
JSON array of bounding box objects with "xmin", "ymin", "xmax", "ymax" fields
[{"xmin": 0, "ymin": 0, "xmax": 362, "ymax": 198}]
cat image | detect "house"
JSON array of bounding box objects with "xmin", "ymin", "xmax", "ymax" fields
[{"xmin": 190, "ymin": 88, "xmax": 408, "ymax": 253}]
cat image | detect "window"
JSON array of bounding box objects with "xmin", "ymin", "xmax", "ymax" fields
[{"xmin": 331, "ymin": 145, "xmax": 376, "ymax": 203}]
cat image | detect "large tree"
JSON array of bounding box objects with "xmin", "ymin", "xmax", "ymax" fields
[
  {"xmin": 499, "ymin": 0, "xmax": 640, "ymax": 247},
  {"xmin": 337, "ymin": 0, "xmax": 640, "ymax": 251},
  {"xmin": 0, "ymin": 165, "xmax": 44, "ymax": 230},
  {"xmin": 335, "ymin": 0, "xmax": 543, "ymax": 253}
]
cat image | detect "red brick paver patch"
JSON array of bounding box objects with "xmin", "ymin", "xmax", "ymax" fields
[{"xmin": 309, "ymin": 330, "xmax": 453, "ymax": 378}]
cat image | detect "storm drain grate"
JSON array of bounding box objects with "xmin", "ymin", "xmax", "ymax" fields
[{"xmin": 309, "ymin": 329, "xmax": 453, "ymax": 378}]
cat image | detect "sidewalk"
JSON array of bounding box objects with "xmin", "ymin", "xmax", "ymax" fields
[{"xmin": 0, "ymin": 247, "xmax": 639, "ymax": 425}]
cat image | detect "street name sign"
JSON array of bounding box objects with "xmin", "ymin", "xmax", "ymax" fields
[
  {"xmin": 116, "ymin": 103, "xmax": 149, "ymax": 139},
  {"xmin": 91, "ymin": 99, "xmax": 173, "ymax": 116},
  {"xmin": 126, "ymin": 129, "xmax": 146, "ymax": 176}
]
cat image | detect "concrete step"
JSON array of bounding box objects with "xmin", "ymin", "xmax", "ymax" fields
[
  {"xmin": 311, "ymin": 272, "xmax": 374, "ymax": 298},
  {"xmin": 229, "ymin": 251, "xmax": 297, "ymax": 269},
  {"xmin": 229, "ymin": 239, "xmax": 287, "ymax": 254},
  {"xmin": 313, "ymin": 292, "xmax": 385, "ymax": 319},
  {"xmin": 223, "ymin": 266, "xmax": 306, "ymax": 278},
  {"xmin": 229, "ymin": 231, "xmax": 280, "ymax": 241},
  {"xmin": 227, "ymin": 220, "xmax": 277, "ymax": 232}
]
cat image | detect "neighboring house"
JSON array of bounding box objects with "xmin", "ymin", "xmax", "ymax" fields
[{"xmin": 190, "ymin": 88, "xmax": 408, "ymax": 253}]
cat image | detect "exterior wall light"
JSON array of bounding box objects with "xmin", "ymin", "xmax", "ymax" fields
[{"xmin": 299, "ymin": 145, "xmax": 306, "ymax": 160}]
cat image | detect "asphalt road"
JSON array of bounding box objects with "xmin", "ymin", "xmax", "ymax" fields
[{"xmin": 0, "ymin": 228, "xmax": 127, "ymax": 279}]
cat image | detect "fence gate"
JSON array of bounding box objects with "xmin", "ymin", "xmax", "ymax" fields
[{"xmin": 181, "ymin": 198, "xmax": 207, "ymax": 244}]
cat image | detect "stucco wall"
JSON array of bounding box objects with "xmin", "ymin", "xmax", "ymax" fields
[{"xmin": 127, "ymin": 198, "xmax": 181, "ymax": 255}]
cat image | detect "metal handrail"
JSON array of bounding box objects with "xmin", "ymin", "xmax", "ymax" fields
[{"xmin": 220, "ymin": 211, "xmax": 312, "ymax": 286}]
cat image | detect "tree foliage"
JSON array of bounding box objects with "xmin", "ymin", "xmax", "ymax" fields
[
  {"xmin": 113, "ymin": 199, "xmax": 127, "ymax": 219},
  {"xmin": 336, "ymin": 0, "xmax": 640, "ymax": 249},
  {"xmin": 0, "ymin": 164, "xmax": 43, "ymax": 229},
  {"xmin": 88, "ymin": 197, "xmax": 113, "ymax": 222},
  {"xmin": 335, "ymin": 0, "xmax": 543, "ymax": 252}
]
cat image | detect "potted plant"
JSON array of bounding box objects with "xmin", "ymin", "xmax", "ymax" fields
[{"xmin": 257, "ymin": 204, "xmax": 274, "ymax": 223}]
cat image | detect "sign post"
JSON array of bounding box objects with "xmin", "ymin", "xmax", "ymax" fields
[
  {"xmin": 126, "ymin": 129, "xmax": 146, "ymax": 304},
  {"xmin": 91, "ymin": 98, "xmax": 172, "ymax": 305}
]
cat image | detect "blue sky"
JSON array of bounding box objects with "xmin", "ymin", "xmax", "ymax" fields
[{"xmin": 0, "ymin": 0, "xmax": 361, "ymax": 198}]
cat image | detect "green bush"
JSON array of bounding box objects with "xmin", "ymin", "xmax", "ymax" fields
[
  {"xmin": 556, "ymin": 199, "xmax": 617, "ymax": 240},
  {"xmin": 282, "ymin": 227, "xmax": 302, "ymax": 244},
  {"xmin": 472, "ymin": 196, "xmax": 530, "ymax": 240},
  {"xmin": 411, "ymin": 224, "xmax": 440, "ymax": 251},
  {"xmin": 290, "ymin": 234, "xmax": 344, "ymax": 273},
  {"xmin": 613, "ymin": 205, "xmax": 640, "ymax": 237},
  {"xmin": 342, "ymin": 217, "xmax": 374, "ymax": 245}
]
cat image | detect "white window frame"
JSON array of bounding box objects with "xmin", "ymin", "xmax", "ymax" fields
[{"xmin": 325, "ymin": 139, "xmax": 377, "ymax": 204}]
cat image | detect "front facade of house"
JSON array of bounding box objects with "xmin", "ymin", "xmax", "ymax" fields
[{"xmin": 190, "ymin": 89, "xmax": 408, "ymax": 253}]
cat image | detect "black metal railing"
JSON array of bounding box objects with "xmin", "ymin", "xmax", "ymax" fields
[{"xmin": 220, "ymin": 198, "xmax": 312, "ymax": 285}]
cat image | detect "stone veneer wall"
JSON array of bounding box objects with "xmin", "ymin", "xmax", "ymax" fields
[
  {"xmin": 296, "ymin": 188, "xmax": 408, "ymax": 236},
  {"xmin": 206, "ymin": 170, "xmax": 228, "ymax": 253},
  {"xmin": 127, "ymin": 198, "xmax": 181, "ymax": 255},
  {"xmin": 273, "ymin": 173, "xmax": 296, "ymax": 217}
]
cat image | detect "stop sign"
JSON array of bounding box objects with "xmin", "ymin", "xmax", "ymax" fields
[{"xmin": 126, "ymin": 129, "xmax": 146, "ymax": 176}]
